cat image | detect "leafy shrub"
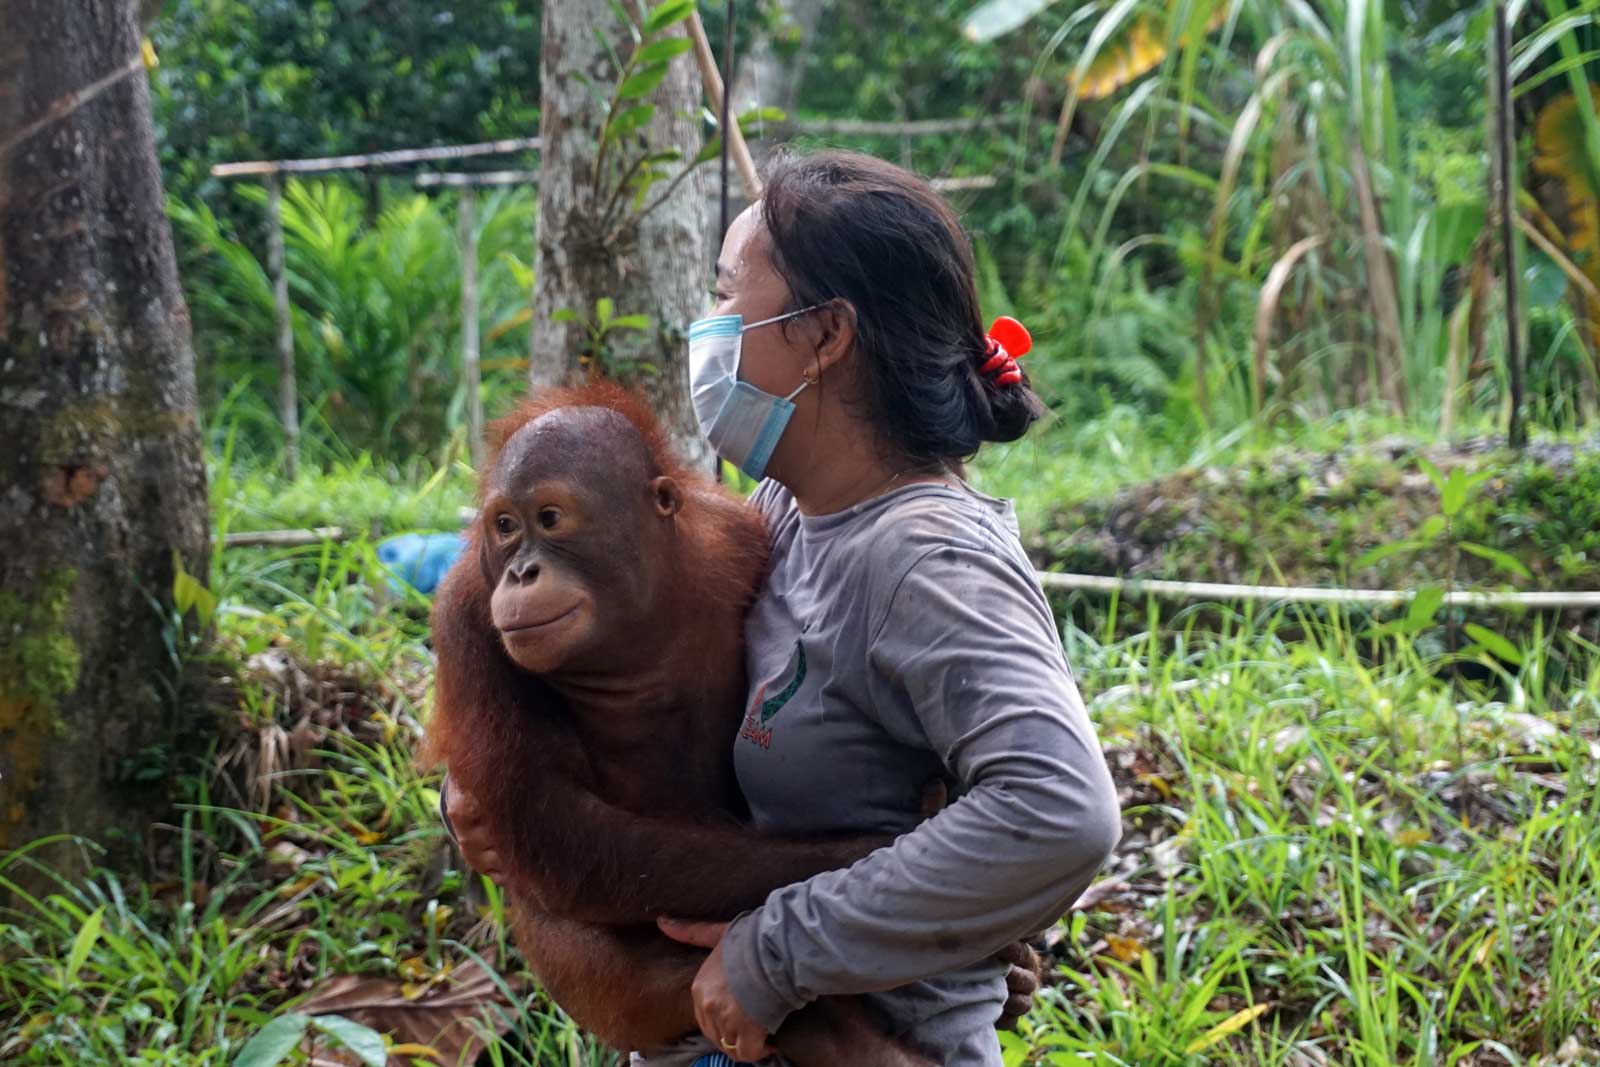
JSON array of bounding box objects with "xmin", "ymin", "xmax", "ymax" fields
[{"xmin": 172, "ymin": 180, "xmax": 537, "ymax": 461}]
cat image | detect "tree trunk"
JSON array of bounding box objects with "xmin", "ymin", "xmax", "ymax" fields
[
  {"xmin": 530, "ymin": 0, "xmax": 712, "ymax": 467},
  {"xmin": 0, "ymin": 0, "xmax": 210, "ymax": 881}
]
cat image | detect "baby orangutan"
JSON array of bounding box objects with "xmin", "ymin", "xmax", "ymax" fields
[{"xmin": 424, "ymin": 382, "xmax": 1040, "ymax": 1062}]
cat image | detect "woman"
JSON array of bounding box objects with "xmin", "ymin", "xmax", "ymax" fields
[
  {"xmin": 647, "ymin": 149, "xmax": 1122, "ymax": 1066},
  {"xmin": 449, "ymin": 149, "xmax": 1120, "ymax": 1066}
]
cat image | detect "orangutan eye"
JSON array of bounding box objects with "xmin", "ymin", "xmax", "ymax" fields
[
  {"xmin": 494, "ymin": 515, "xmax": 517, "ymax": 537},
  {"xmin": 538, "ymin": 508, "xmax": 561, "ymax": 531}
]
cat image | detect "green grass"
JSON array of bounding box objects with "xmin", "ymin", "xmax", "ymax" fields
[
  {"xmin": 211, "ymin": 450, "xmax": 476, "ymax": 537},
  {"xmin": 1010, "ymin": 606, "xmax": 1600, "ymax": 1066},
  {"xmin": 968, "ymin": 403, "xmax": 1434, "ymax": 539},
  {"xmin": 4, "ymin": 451, "xmax": 1599, "ymax": 1066}
]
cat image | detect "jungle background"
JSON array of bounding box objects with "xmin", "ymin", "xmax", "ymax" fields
[{"xmin": 3, "ymin": 0, "xmax": 1600, "ymax": 1064}]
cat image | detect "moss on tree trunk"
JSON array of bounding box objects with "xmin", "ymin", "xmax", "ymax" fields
[{"xmin": 0, "ymin": 0, "xmax": 210, "ymax": 887}]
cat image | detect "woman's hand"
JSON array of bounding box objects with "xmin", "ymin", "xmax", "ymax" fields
[{"xmin": 657, "ymin": 918, "xmax": 775, "ymax": 1062}]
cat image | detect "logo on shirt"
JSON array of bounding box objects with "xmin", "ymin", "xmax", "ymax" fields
[{"xmin": 740, "ymin": 636, "xmax": 806, "ymax": 750}]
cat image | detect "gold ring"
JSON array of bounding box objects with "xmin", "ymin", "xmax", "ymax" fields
[{"xmin": 721, "ymin": 1039, "xmax": 738, "ymax": 1050}]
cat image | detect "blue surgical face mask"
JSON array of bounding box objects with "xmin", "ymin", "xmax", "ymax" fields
[{"xmin": 688, "ymin": 305, "xmax": 824, "ymax": 480}]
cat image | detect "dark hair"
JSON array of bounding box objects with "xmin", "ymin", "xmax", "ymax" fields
[{"xmin": 758, "ymin": 149, "xmax": 1045, "ymax": 464}]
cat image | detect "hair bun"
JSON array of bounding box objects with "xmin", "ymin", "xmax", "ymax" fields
[
  {"xmin": 973, "ymin": 357, "xmax": 1044, "ymax": 443},
  {"xmin": 759, "ymin": 148, "xmax": 1046, "ymax": 459}
]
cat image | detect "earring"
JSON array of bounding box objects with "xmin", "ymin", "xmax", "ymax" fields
[{"xmin": 803, "ymin": 370, "xmax": 817, "ymax": 384}]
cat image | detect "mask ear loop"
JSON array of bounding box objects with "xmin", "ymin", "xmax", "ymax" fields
[
  {"xmin": 745, "ymin": 302, "xmax": 826, "ymax": 403},
  {"xmin": 744, "ymin": 302, "xmax": 828, "ymax": 332}
]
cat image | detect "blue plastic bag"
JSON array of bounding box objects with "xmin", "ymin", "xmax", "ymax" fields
[{"xmin": 376, "ymin": 532, "xmax": 466, "ymax": 594}]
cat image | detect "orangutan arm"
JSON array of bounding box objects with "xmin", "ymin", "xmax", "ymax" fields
[{"xmin": 428, "ymin": 561, "xmax": 892, "ymax": 925}]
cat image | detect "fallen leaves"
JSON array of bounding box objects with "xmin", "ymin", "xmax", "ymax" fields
[
  {"xmin": 1103, "ymin": 933, "xmax": 1146, "ymax": 964},
  {"xmin": 294, "ymin": 957, "xmax": 523, "ymax": 1067}
]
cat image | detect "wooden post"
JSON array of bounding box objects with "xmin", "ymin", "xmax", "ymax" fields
[
  {"xmin": 687, "ymin": 9, "xmax": 761, "ymax": 199},
  {"xmin": 459, "ymin": 187, "xmax": 484, "ymax": 470},
  {"xmin": 720, "ymin": 0, "xmax": 735, "ymax": 239},
  {"xmin": 1495, "ymin": 2, "xmax": 1527, "ymax": 449},
  {"xmin": 211, "ymin": 136, "xmax": 542, "ymax": 179},
  {"xmin": 266, "ymin": 174, "xmax": 299, "ymax": 479}
]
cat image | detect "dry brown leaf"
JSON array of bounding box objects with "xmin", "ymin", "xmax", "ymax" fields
[
  {"xmin": 1072, "ymin": 878, "xmax": 1130, "ymax": 912},
  {"xmin": 1104, "ymin": 934, "xmax": 1146, "ymax": 963},
  {"xmin": 297, "ymin": 957, "xmax": 523, "ymax": 1067}
]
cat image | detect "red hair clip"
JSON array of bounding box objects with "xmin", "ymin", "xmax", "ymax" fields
[{"xmin": 979, "ymin": 316, "xmax": 1032, "ymax": 386}]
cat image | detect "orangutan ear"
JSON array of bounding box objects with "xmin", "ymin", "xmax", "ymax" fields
[{"xmin": 650, "ymin": 476, "xmax": 683, "ymax": 518}]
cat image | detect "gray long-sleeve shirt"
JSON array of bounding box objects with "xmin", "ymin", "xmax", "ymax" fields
[{"xmin": 643, "ymin": 478, "xmax": 1119, "ymax": 1066}]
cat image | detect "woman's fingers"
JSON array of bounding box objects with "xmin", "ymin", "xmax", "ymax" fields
[
  {"xmin": 733, "ymin": 1031, "xmax": 774, "ymax": 1062},
  {"xmin": 656, "ymin": 917, "xmax": 729, "ymax": 948},
  {"xmin": 711, "ymin": 1005, "xmax": 771, "ymax": 1064},
  {"xmin": 692, "ymin": 996, "xmax": 717, "ymax": 1055},
  {"xmin": 682, "ymin": 932, "xmax": 773, "ymax": 1062}
]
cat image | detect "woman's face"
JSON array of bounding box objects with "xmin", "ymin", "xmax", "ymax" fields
[{"xmin": 710, "ymin": 205, "xmax": 816, "ymax": 399}]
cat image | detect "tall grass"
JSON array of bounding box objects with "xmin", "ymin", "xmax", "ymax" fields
[
  {"xmin": 984, "ymin": 0, "xmax": 1600, "ymax": 436},
  {"xmin": 1004, "ymin": 603, "xmax": 1600, "ymax": 1066},
  {"xmin": 5, "ymin": 512, "xmax": 1596, "ymax": 1064}
]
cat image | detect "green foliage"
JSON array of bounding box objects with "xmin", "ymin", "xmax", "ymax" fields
[
  {"xmin": 584, "ymin": 0, "xmax": 788, "ymax": 245},
  {"xmin": 212, "ymin": 454, "xmax": 474, "ymax": 538},
  {"xmin": 7, "ymin": 468, "xmax": 1600, "ymax": 1063},
  {"xmin": 207, "ymin": 456, "xmax": 471, "ymax": 664},
  {"xmin": 1023, "ymin": 427, "xmax": 1600, "ymax": 596},
  {"xmin": 173, "ymin": 180, "xmax": 536, "ymax": 461},
  {"xmin": 551, "ymin": 297, "xmax": 659, "ymax": 377},
  {"xmin": 149, "ymin": 0, "xmax": 540, "ymax": 209},
  {"xmin": 15, "ymin": 5, "xmax": 1597, "ymax": 1065},
  {"xmin": 787, "ymin": 0, "xmax": 1600, "ymax": 437},
  {"xmin": 1012, "ymin": 608, "xmax": 1600, "ymax": 1065},
  {"xmin": 233, "ymin": 1013, "xmax": 385, "ymax": 1067}
]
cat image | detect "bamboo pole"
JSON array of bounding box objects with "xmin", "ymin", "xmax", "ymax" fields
[
  {"xmin": 1516, "ymin": 213, "xmax": 1600, "ymax": 306},
  {"xmin": 720, "ymin": 0, "xmax": 736, "ymax": 238},
  {"xmin": 224, "ymin": 527, "xmax": 344, "ymax": 548},
  {"xmin": 211, "ymin": 137, "xmax": 542, "ymax": 179},
  {"xmin": 686, "ymin": 10, "xmax": 762, "ymax": 199},
  {"xmin": 1496, "ymin": 2, "xmax": 1527, "ymax": 450},
  {"xmin": 459, "ymin": 187, "xmax": 484, "ymax": 470},
  {"xmin": 415, "ymin": 170, "xmax": 541, "ymax": 188},
  {"xmin": 698, "ymin": 174, "xmax": 993, "ymax": 200},
  {"xmin": 1035, "ymin": 571, "xmax": 1600, "ymax": 609},
  {"xmin": 266, "ymin": 174, "xmax": 299, "ymax": 480},
  {"xmin": 788, "ymin": 116, "xmax": 1015, "ymax": 136},
  {"xmin": 1351, "ymin": 140, "xmax": 1408, "ymax": 416},
  {"xmin": 213, "ymin": 522, "xmax": 1600, "ymax": 610},
  {"xmin": 407, "ymin": 168, "xmax": 994, "ymax": 198},
  {"xmin": 928, "ymin": 175, "xmax": 999, "ymax": 193}
]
